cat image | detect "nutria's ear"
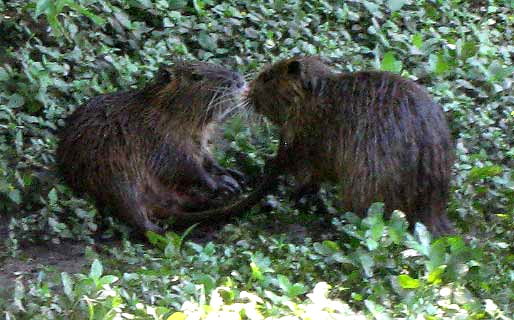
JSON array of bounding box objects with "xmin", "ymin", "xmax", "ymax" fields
[
  {"xmin": 287, "ymin": 60, "xmax": 302, "ymax": 76},
  {"xmin": 156, "ymin": 67, "xmax": 172, "ymax": 83},
  {"xmin": 302, "ymin": 77, "xmax": 316, "ymax": 93}
]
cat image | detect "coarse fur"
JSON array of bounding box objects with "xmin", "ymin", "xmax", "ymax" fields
[
  {"xmin": 248, "ymin": 56, "xmax": 455, "ymax": 235},
  {"xmin": 56, "ymin": 61, "xmax": 248, "ymax": 234}
]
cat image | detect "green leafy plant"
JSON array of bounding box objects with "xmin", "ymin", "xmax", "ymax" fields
[{"xmin": 33, "ymin": 0, "xmax": 105, "ymax": 37}]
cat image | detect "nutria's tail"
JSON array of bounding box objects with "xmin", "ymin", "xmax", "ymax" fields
[{"xmin": 171, "ymin": 161, "xmax": 282, "ymax": 225}]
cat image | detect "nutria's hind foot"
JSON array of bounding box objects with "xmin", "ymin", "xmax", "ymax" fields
[
  {"xmin": 128, "ymin": 207, "xmax": 164, "ymax": 235},
  {"xmin": 197, "ymin": 169, "xmax": 241, "ymax": 194},
  {"xmin": 431, "ymin": 214, "xmax": 456, "ymax": 237},
  {"xmin": 204, "ymin": 158, "xmax": 246, "ymax": 189},
  {"xmin": 142, "ymin": 220, "xmax": 164, "ymax": 235},
  {"xmin": 291, "ymin": 183, "xmax": 321, "ymax": 202},
  {"xmin": 225, "ymin": 168, "xmax": 245, "ymax": 182},
  {"xmin": 290, "ymin": 183, "xmax": 328, "ymax": 214},
  {"xmin": 217, "ymin": 174, "xmax": 242, "ymax": 194},
  {"xmin": 421, "ymin": 210, "xmax": 456, "ymax": 237}
]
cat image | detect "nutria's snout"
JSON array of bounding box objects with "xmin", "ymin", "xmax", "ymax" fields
[
  {"xmin": 217, "ymin": 71, "xmax": 246, "ymax": 91},
  {"xmin": 233, "ymin": 73, "xmax": 246, "ymax": 90},
  {"xmin": 245, "ymin": 78, "xmax": 262, "ymax": 106},
  {"xmin": 227, "ymin": 72, "xmax": 248, "ymax": 102},
  {"xmin": 240, "ymin": 81, "xmax": 250, "ymax": 97}
]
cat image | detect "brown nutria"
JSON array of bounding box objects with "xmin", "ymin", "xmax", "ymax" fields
[
  {"xmin": 56, "ymin": 61, "xmax": 250, "ymax": 234},
  {"xmin": 247, "ymin": 56, "xmax": 455, "ymax": 235}
]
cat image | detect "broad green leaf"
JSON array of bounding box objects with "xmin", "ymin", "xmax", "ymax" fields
[
  {"xmin": 427, "ymin": 265, "xmax": 446, "ymax": 284},
  {"xmin": 414, "ymin": 223, "xmax": 431, "ymax": 256},
  {"xmin": 460, "ymin": 41, "xmax": 477, "ymax": 59},
  {"xmin": 447, "ymin": 236, "xmax": 466, "ymax": 254},
  {"xmin": 250, "ymin": 262, "xmax": 263, "ymax": 281},
  {"xmin": 8, "ymin": 94, "xmax": 25, "ymax": 108},
  {"xmin": 429, "ymin": 53, "xmax": 450, "ymax": 75},
  {"xmin": 196, "ymin": 274, "xmax": 215, "ymax": 292},
  {"xmin": 288, "ymin": 283, "xmax": 307, "ymax": 297},
  {"xmin": 114, "ymin": 10, "xmax": 132, "ymax": 29},
  {"xmin": 164, "ymin": 242, "xmax": 178, "ymax": 258},
  {"xmin": 381, "ymin": 51, "xmax": 402, "ymax": 73},
  {"xmin": 387, "ymin": 0, "xmax": 407, "ymax": 11},
  {"xmin": 193, "ymin": 0, "xmax": 205, "ymax": 14},
  {"xmin": 168, "ymin": 1, "xmax": 188, "ymax": 9},
  {"xmin": 365, "ymin": 300, "xmax": 392, "ymax": 320},
  {"xmin": 61, "ymin": 272, "xmax": 74, "ymax": 300},
  {"xmin": 180, "ymin": 223, "xmax": 199, "ymax": 251},
  {"xmin": 412, "ymin": 33, "xmax": 423, "ymax": 49},
  {"xmin": 65, "ymin": 1, "xmax": 106, "ymax": 25},
  {"xmin": 0, "ymin": 67, "xmax": 9, "ymax": 81},
  {"xmin": 277, "ymin": 274, "xmax": 291, "ymax": 292},
  {"xmin": 48, "ymin": 188, "xmax": 58, "ymax": 206},
  {"xmin": 99, "ymin": 275, "xmax": 118, "ymax": 286},
  {"xmin": 359, "ymin": 252, "xmax": 375, "ymax": 277},
  {"xmin": 468, "ymin": 165, "xmax": 503, "ymax": 182},
  {"xmin": 488, "ymin": 62, "xmax": 514, "ymax": 82},
  {"xmin": 278, "ymin": 275, "xmax": 306, "ymax": 297},
  {"xmin": 35, "ymin": 0, "xmax": 52, "ymax": 17},
  {"xmin": 388, "ymin": 211, "xmax": 408, "ymax": 244},
  {"xmin": 427, "ymin": 239, "xmax": 447, "ymax": 271},
  {"xmin": 89, "ymin": 259, "xmax": 103, "ymax": 280},
  {"xmin": 146, "ymin": 231, "xmax": 167, "ymax": 250},
  {"xmin": 8, "ymin": 189, "xmax": 21, "ymax": 204},
  {"xmin": 363, "ymin": 203, "xmax": 385, "ymax": 249},
  {"xmin": 363, "ymin": 1, "xmax": 381, "ymax": 16},
  {"xmin": 397, "ymin": 274, "xmax": 421, "ymax": 289},
  {"xmin": 322, "ymin": 240, "xmax": 340, "ymax": 252},
  {"xmin": 167, "ymin": 313, "xmax": 187, "ymax": 320},
  {"xmin": 198, "ymin": 32, "xmax": 217, "ymax": 51},
  {"xmin": 46, "ymin": 12, "xmax": 64, "ymax": 36}
]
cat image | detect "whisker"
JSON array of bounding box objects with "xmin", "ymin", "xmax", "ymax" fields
[{"xmin": 244, "ymin": 72, "xmax": 258, "ymax": 81}]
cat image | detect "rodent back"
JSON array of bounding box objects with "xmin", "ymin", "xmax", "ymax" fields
[{"xmin": 248, "ymin": 56, "xmax": 453, "ymax": 196}]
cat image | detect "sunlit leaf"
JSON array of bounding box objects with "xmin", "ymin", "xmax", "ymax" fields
[
  {"xmin": 381, "ymin": 51, "xmax": 402, "ymax": 73},
  {"xmin": 89, "ymin": 259, "xmax": 103, "ymax": 280},
  {"xmin": 397, "ymin": 274, "xmax": 421, "ymax": 289},
  {"xmin": 387, "ymin": 0, "xmax": 407, "ymax": 11}
]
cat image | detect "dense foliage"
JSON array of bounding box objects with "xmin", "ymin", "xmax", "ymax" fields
[{"xmin": 0, "ymin": 0, "xmax": 512, "ymax": 319}]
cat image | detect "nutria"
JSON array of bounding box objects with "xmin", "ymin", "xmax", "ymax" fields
[
  {"xmin": 56, "ymin": 61, "xmax": 250, "ymax": 234},
  {"xmin": 247, "ymin": 56, "xmax": 455, "ymax": 235}
]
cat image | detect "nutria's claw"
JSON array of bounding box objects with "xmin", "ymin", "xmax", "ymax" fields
[
  {"xmin": 143, "ymin": 221, "xmax": 164, "ymax": 235},
  {"xmin": 203, "ymin": 175, "xmax": 219, "ymax": 192},
  {"xmin": 217, "ymin": 175, "xmax": 241, "ymax": 194},
  {"xmin": 225, "ymin": 168, "xmax": 246, "ymax": 184},
  {"xmin": 208, "ymin": 163, "xmax": 246, "ymax": 185}
]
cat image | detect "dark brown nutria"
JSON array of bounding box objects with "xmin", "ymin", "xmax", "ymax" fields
[
  {"xmin": 247, "ymin": 56, "xmax": 455, "ymax": 235},
  {"xmin": 56, "ymin": 61, "xmax": 250, "ymax": 234}
]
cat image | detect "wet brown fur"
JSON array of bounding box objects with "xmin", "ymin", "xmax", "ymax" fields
[
  {"xmin": 56, "ymin": 61, "xmax": 247, "ymax": 234},
  {"xmin": 248, "ymin": 56, "xmax": 455, "ymax": 235}
]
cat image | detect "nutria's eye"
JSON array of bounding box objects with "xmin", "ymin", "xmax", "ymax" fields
[
  {"xmin": 156, "ymin": 68, "xmax": 172, "ymax": 82},
  {"xmin": 191, "ymin": 73, "xmax": 204, "ymax": 81},
  {"xmin": 287, "ymin": 60, "xmax": 302, "ymax": 76},
  {"xmin": 261, "ymin": 71, "xmax": 273, "ymax": 83}
]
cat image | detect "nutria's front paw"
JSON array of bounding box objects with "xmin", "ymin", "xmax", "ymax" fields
[
  {"xmin": 224, "ymin": 168, "xmax": 245, "ymax": 182},
  {"xmin": 216, "ymin": 174, "xmax": 241, "ymax": 194},
  {"xmin": 143, "ymin": 221, "xmax": 164, "ymax": 235}
]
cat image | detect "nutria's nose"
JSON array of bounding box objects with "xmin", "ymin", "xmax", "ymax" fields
[
  {"xmin": 236, "ymin": 79, "xmax": 246, "ymax": 89},
  {"xmin": 232, "ymin": 73, "xmax": 246, "ymax": 89},
  {"xmin": 241, "ymin": 83, "xmax": 250, "ymax": 97}
]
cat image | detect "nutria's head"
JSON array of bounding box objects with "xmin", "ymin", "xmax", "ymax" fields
[
  {"xmin": 153, "ymin": 61, "xmax": 247, "ymax": 123},
  {"xmin": 248, "ymin": 56, "xmax": 333, "ymax": 124}
]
